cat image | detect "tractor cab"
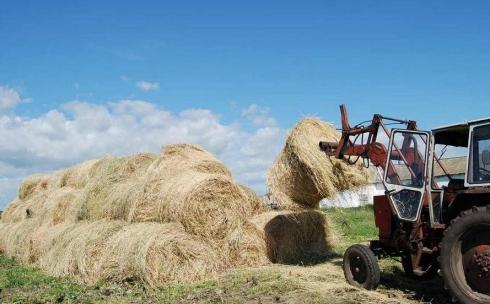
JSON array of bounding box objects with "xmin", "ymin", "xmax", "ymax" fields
[
  {"xmin": 432, "ymin": 118, "xmax": 490, "ymax": 187},
  {"xmin": 381, "ymin": 118, "xmax": 490, "ymax": 226},
  {"xmin": 431, "ymin": 119, "xmax": 490, "ymax": 225}
]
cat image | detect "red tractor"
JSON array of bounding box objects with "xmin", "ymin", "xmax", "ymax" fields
[{"xmin": 320, "ymin": 105, "xmax": 490, "ymax": 304}]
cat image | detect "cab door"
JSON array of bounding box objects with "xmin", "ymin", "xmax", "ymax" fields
[
  {"xmin": 466, "ymin": 122, "xmax": 490, "ymax": 187},
  {"xmin": 384, "ymin": 130, "xmax": 430, "ymax": 222}
]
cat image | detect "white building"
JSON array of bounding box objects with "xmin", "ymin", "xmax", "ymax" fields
[{"xmin": 321, "ymin": 156, "xmax": 467, "ymax": 208}]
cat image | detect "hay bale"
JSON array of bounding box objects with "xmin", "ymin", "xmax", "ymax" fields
[
  {"xmin": 66, "ymin": 154, "xmax": 157, "ymax": 222},
  {"xmin": 129, "ymin": 171, "xmax": 250, "ymax": 239},
  {"xmin": 0, "ymin": 218, "xmax": 44, "ymax": 262},
  {"xmin": 0, "ymin": 199, "xmax": 24, "ymax": 223},
  {"xmin": 46, "ymin": 189, "xmax": 80, "ymax": 225},
  {"xmin": 146, "ymin": 144, "xmax": 232, "ymax": 179},
  {"xmin": 268, "ymin": 118, "xmax": 368, "ymax": 209},
  {"xmin": 38, "ymin": 221, "xmax": 127, "ymax": 279},
  {"xmin": 239, "ymin": 184, "xmax": 267, "ymax": 215},
  {"xmin": 221, "ymin": 220, "xmax": 269, "ymax": 267},
  {"xmin": 18, "ymin": 174, "xmax": 52, "ymax": 200},
  {"xmin": 66, "ymin": 146, "xmax": 251, "ymax": 240},
  {"xmin": 1, "ymin": 191, "xmax": 52, "ymax": 223},
  {"xmin": 0, "ymin": 220, "xmax": 228, "ymax": 285},
  {"xmin": 250, "ymin": 210, "xmax": 334, "ymax": 264},
  {"xmin": 70, "ymin": 175, "xmax": 250, "ymax": 240},
  {"xmin": 58, "ymin": 159, "xmax": 98, "ymax": 189},
  {"xmin": 96, "ymin": 222, "xmax": 225, "ymax": 285}
]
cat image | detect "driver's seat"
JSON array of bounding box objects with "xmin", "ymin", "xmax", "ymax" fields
[{"xmin": 446, "ymin": 178, "xmax": 465, "ymax": 192}]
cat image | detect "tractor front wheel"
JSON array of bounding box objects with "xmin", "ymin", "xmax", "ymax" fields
[
  {"xmin": 440, "ymin": 206, "xmax": 490, "ymax": 304},
  {"xmin": 343, "ymin": 244, "xmax": 380, "ymax": 290}
]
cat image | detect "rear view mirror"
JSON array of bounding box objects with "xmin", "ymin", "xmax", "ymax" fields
[{"xmin": 482, "ymin": 150, "xmax": 490, "ymax": 166}]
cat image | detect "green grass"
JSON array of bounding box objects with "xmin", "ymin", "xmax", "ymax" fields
[
  {"xmin": 323, "ymin": 205, "xmax": 378, "ymax": 253},
  {"xmin": 0, "ymin": 255, "xmax": 84, "ymax": 303}
]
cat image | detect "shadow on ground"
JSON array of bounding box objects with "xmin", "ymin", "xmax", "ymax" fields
[{"xmin": 380, "ymin": 268, "xmax": 451, "ymax": 304}]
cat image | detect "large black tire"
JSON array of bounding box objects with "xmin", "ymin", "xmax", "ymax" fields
[
  {"xmin": 440, "ymin": 206, "xmax": 490, "ymax": 304},
  {"xmin": 343, "ymin": 244, "xmax": 380, "ymax": 290}
]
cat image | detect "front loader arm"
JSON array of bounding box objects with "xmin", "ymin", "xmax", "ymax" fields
[{"xmin": 319, "ymin": 104, "xmax": 418, "ymax": 184}]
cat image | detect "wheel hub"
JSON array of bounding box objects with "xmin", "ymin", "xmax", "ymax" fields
[
  {"xmin": 350, "ymin": 255, "xmax": 367, "ymax": 284},
  {"xmin": 475, "ymin": 247, "xmax": 490, "ymax": 276},
  {"xmin": 463, "ymin": 243, "xmax": 490, "ymax": 294}
]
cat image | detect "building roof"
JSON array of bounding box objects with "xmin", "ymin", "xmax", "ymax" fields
[
  {"xmin": 365, "ymin": 156, "xmax": 467, "ymax": 183},
  {"xmin": 433, "ymin": 156, "xmax": 467, "ymax": 176},
  {"xmin": 392, "ymin": 156, "xmax": 467, "ymax": 181}
]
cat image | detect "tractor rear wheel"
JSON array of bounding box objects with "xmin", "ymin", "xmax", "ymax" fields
[
  {"xmin": 343, "ymin": 244, "xmax": 380, "ymax": 290},
  {"xmin": 440, "ymin": 206, "xmax": 490, "ymax": 304}
]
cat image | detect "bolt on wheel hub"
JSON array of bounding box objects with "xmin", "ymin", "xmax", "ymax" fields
[{"xmin": 463, "ymin": 243, "xmax": 490, "ymax": 294}]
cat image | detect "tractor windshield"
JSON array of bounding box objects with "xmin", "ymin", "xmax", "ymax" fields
[
  {"xmin": 385, "ymin": 131, "xmax": 428, "ymax": 189},
  {"xmin": 469, "ymin": 124, "xmax": 490, "ymax": 184},
  {"xmin": 384, "ymin": 130, "xmax": 429, "ymax": 222}
]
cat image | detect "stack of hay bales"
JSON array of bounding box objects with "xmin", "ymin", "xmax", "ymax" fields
[
  {"xmin": 261, "ymin": 118, "xmax": 369, "ymax": 263},
  {"xmin": 268, "ymin": 118, "xmax": 368, "ymax": 209},
  {"xmin": 0, "ymin": 144, "xmax": 267, "ymax": 285},
  {"xmin": 0, "ymin": 117, "xmax": 367, "ymax": 286}
]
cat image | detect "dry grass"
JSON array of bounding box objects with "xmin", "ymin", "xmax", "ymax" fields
[{"xmin": 268, "ymin": 118, "xmax": 368, "ymax": 209}]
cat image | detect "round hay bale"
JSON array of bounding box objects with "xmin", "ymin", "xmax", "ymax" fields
[
  {"xmin": 72, "ymin": 154, "xmax": 157, "ymax": 221},
  {"xmin": 239, "ymin": 184, "xmax": 267, "ymax": 215},
  {"xmin": 45, "ymin": 189, "xmax": 79, "ymax": 225},
  {"xmin": 130, "ymin": 171, "xmax": 250, "ymax": 239},
  {"xmin": 58, "ymin": 159, "xmax": 98, "ymax": 189},
  {"xmin": 9, "ymin": 188, "xmax": 80, "ymax": 225},
  {"xmin": 0, "ymin": 218, "xmax": 44, "ymax": 263},
  {"xmin": 96, "ymin": 222, "xmax": 226, "ymax": 285},
  {"xmin": 220, "ymin": 220, "xmax": 269, "ymax": 267},
  {"xmin": 250, "ymin": 210, "xmax": 334, "ymax": 264},
  {"xmin": 18, "ymin": 174, "xmax": 52, "ymax": 200},
  {"xmin": 123, "ymin": 153, "xmax": 158, "ymax": 176},
  {"xmin": 267, "ymin": 118, "xmax": 368, "ymax": 209},
  {"xmin": 38, "ymin": 221, "xmax": 126, "ymax": 280},
  {"xmin": 2, "ymin": 191, "xmax": 52, "ymax": 223},
  {"xmin": 103, "ymin": 181, "xmax": 145, "ymax": 221},
  {"xmin": 145, "ymin": 144, "xmax": 232, "ymax": 179},
  {"xmin": 0, "ymin": 198, "xmax": 25, "ymax": 223}
]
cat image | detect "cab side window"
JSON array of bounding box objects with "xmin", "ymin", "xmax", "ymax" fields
[{"xmin": 470, "ymin": 125, "xmax": 490, "ymax": 183}]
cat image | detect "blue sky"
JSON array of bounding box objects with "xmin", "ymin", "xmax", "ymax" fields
[
  {"xmin": 3, "ymin": 1, "xmax": 490, "ymax": 127},
  {"xmin": 1, "ymin": 1, "xmax": 490, "ymax": 207}
]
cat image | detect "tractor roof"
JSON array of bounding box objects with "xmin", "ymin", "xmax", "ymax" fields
[{"xmin": 432, "ymin": 117, "xmax": 490, "ymax": 147}]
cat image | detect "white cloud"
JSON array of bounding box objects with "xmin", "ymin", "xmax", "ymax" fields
[
  {"xmin": 241, "ymin": 104, "xmax": 277, "ymax": 127},
  {"xmin": 135, "ymin": 81, "xmax": 159, "ymax": 91},
  {"xmin": 0, "ymin": 86, "xmax": 22, "ymax": 112},
  {"xmin": 0, "ymin": 99, "xmax": 286, "ymax": 209}
]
